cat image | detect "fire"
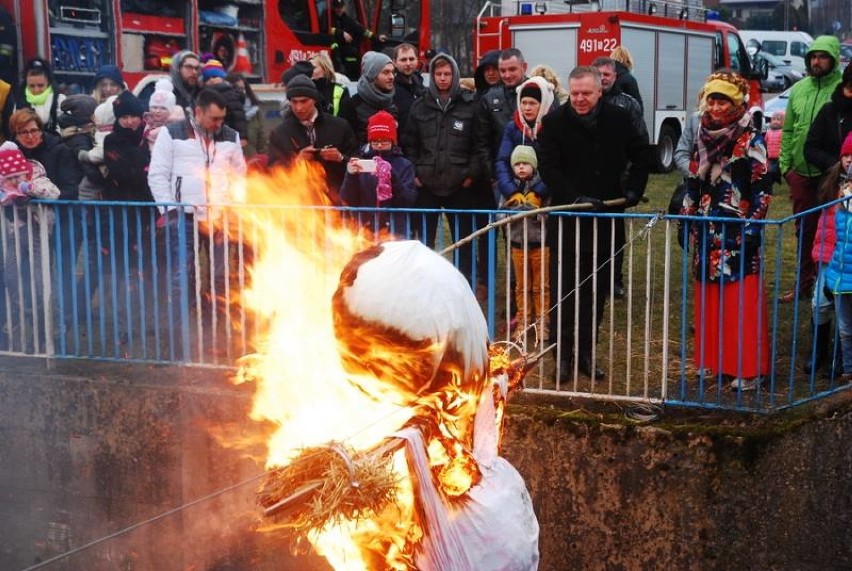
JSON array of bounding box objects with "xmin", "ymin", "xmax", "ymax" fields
[{"xmin": 232, "ymin": 160, "xmax": 491, "ymax": 568}]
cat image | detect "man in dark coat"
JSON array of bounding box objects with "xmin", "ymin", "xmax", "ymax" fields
[
  {"xmin": 268, "ymin": 75, "xmax": 358, "ymax": 200},
  {"xmin": 476, "ymin": 48, "xmax": 528, "ymax": 182},
  {"xmin": 402, "ymin": 53, "xmax": 483, "ymax": 284},
  {"xmin": 538, "ymin": 65, "xmax": 652, "ymax": 381},
  {"xmin": 321, "ymin": 0, "xmax": 386, "ymax": 80},
  {"xmin": 593, "ymin": 56, "xmax": 648, "ymax": 299},
  {"xmin": 391, "ymin": 43, "xmax": 424, "ymax": 135},
  {"xmin": 804, "ymin": 62, "xmax": 852, "ymax": 173},
  {"xmin": 349, "ymin": 51, "xmax": 398, "ymax": 145}
]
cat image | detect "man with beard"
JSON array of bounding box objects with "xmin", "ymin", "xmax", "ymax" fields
[
  {"xmin": 402, "ymin": 53, "xmax": 482, "ymax": 285},
  {"xmin": 537, "ymin": 66, "xmax": 651, "ymax": 381},
  {"xmin": 391, "ymin": 43, "xmax": 424, "ymax": 135},
  {"xmin": 168, "ymin": 51, "xmax": 201, "ymax": 116},
  {"xmin": 349, "ymin": 51, "xmax": 397, "ymax": 145},
  {"xmin": 779, "ymin": 35, "xmax": 843, "ymax": 303}
]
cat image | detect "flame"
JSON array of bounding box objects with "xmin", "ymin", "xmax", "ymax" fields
[{"xmin": 233, "ymin": 160, "xmax": 488, "ymax": 568}]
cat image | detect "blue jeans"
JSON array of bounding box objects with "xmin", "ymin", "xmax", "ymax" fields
[
  {"xmin": 812, "ymin": 266, "xmax": 834, "ymax": 326},
  {"xmin": 161, "ymin": 211, "xmax": 227, "ymax": 360},
  {"xmin": 834, "ymin": 293, "xmax": 852, "ymax": 374}
]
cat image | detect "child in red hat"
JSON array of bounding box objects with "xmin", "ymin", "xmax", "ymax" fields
[
  {"xmin": 0, "ymin": 141, "xmax": 60, "ymax": 204},
  {"xmin": 340, "ymin": 110, "xmax": 416, "ymax": 236}
]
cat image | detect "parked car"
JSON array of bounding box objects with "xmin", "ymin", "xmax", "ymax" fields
[
  {"xmin": 763, "ymin": 86, "xmax": 791, "ymax": 121},
  {"xmin": 840, "ymin": 43, "xmax": 852, "ymax": 70},
  {"xmin": 757, "ymin": 52, "xmax": 804, "ymax": 92}
]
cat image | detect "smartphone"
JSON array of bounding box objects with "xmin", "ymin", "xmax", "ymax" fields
[{"xmin": 356, "ymin": 159, "xmax": 377, "ymax": 173}]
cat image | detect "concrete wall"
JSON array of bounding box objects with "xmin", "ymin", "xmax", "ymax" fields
[{"xmin": 1, "ymin": 357, "xmax": 850, "ymax": 570}]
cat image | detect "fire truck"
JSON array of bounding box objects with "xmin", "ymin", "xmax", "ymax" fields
[
  {"xmin": 2, "ymin": 0, "xmax": 430, "ymax": 89},
  {"xmin": 474, "ymin": 0, "xmax": 767, "ymax": 172}
]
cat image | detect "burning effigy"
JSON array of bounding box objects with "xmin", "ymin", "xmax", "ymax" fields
[{"xmin": 234, "ymin": 166, "xmax": 538, "ymax": 569}]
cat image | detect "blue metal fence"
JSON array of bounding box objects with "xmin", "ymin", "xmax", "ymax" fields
[{"xmin": 3, "ymin": 199, "xmax": 850, "ymax": 412}]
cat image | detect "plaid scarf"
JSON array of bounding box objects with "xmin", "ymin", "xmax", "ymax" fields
[{"xmin": 692, "ymin": 105, "xmax": 748, "ymax": 179}]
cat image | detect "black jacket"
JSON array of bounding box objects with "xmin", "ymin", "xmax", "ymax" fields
[
  {"xmin": 20, "ymin": 132, "xmax": 82, "ymax": 200},
  {"xmin": 476, "ymin": 81, "xmax": 526, "ymax": 180},
  {"xmin": 538, "ymin": 100, "xmax": 652, "ymax": 206},
  {"xmin": 314, "ymin": 77, "xmax": 355, "ymax": 125},
  {"xmin": 804, "ymin": 84, "xmax": 852, "ymax": 173},
  {"xmin": 402, "ymin": 89, "xmax": 483, "ymax": 197},
  {"xmin": 348, "ymin": 93, "xmax": 398, "ymax": 146},
  {"xmin": 268, "ymin": 109, "xmax": 359, "ymax": 195},
  {"xmin": 392, "ymin": 71, "xmax": 425, "ymax": 135},
  {"xmin": 603, "ymin": 85, "xmax": 648, "ymax": 141},
  {"xmin": 103, "ymin": 123, "xmax": 153, "ymax": 202},
  {"xmin": 613, "ymin": 61, "xmax": 643, "ymax": 112}
]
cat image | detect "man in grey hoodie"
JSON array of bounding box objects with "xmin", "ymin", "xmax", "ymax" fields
[{"xmin": 402, "ymin": 53, "xmax": 484, "ymax": 285}]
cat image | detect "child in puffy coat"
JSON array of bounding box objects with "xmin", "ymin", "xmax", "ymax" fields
[
  {"xmin": 500, "ymin": 144, "xmax": 550, "ymax": 343},
  {"xmin": 822, "ymin": 133, "xmax": 852, "ymax": 379},
  {"xmin": 143, "ymin": 78, "xmax": 183, "ymax": 150},
  {"xmin": 77, "ymin": 94, "xmax": 117, "ymax": 200},
  {"xmin": 0, "ymin": 141, "xmax": 60, "ymax": 349},
  {"xmin": 340, "ymin": 110, "xmax": 416, "ymax": 236},
  {"xmin": 765, "ymin": 110, "xmax": 784, "ymax": 185}
]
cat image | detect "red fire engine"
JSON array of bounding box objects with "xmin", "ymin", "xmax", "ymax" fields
[
  {"xmin": 3, "ymin": 0, "xmax": 430, "ymax": 89},
  {"xmin": 474, "ymin": 0, "xmax": 766, "ymax": 171}
]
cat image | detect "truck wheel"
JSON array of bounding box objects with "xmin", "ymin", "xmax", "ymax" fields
[{"xmin": 655, "ymin": 124, "xmax": 677, "ymax": 173}]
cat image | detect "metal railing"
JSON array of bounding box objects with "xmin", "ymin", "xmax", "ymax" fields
[{"xmin": 3, "ymin": 199, "xmax": 850, "ymax": 412}]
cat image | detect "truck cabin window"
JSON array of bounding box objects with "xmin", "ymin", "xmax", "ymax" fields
[{"xmin": 279, "ymin": 0, "xmax": 311, "ymax": 31}]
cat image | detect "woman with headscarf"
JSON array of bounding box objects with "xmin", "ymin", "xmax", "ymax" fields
[
  {"xmin": 679, "ymin": 71, "xmax": 772, "ymax": 392},
  {"xmin": 15, "ymin": 57, "xmax": 65, "ymax": 134}
]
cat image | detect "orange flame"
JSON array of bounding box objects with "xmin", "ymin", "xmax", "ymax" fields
[{"xmin": 233, "ymin": 161, "xmax": 489, "ymax": 568}]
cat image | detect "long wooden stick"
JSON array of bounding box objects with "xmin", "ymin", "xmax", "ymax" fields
[{"xmin": 440, "ymin": 198, "xmax": 628, "ymax": 255}]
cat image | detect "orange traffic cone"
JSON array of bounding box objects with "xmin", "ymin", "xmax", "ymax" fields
[{"xmin": 233, "ymin": 33, "xmax": 253, "ymax": 74}]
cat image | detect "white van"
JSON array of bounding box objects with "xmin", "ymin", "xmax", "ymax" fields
[{"xmin": 738, "ymin": 30, "xmax": 814, "ymax": 73}]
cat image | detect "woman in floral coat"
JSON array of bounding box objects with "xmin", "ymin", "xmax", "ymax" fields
[{"xmin": 680, "ymin": 71, "xmax": 772, "ymax": 391}]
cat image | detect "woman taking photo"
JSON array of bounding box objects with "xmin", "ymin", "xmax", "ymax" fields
[{"xmin": 679, "ymin": 71, "xmax": 772, "ymax": 392}]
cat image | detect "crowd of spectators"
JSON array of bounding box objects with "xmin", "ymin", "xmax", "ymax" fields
[{"xmin": 6, "ymin": 38, "xmax": 848, "ymax": 391}]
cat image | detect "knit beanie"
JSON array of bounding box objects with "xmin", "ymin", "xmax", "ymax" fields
[
  {"xmin": 94, "ymin": 95, "xmax": 117, "ymax": 129},
  {"xmin": 361, "ymin": 51, "xmax": 393, "ymax": 81},
  {"xmin": 149, "ymin": 78, "xmax": 177, "ymax": 112},
  {"xmin": 93, "ymin": 64, "xmax": 124, "ymax": 87},
  {"xmin": 519, "ymin": 81, "xmax": 542, "ymax": 103},
  {"xmin": 59, "ymin": 94, "xmax": 97, "ymax": 125},
  {"xmin": 286, "ymin": 74, "xmax": 320, "ymax": 101},
  {"xmin": 511, "ymin": 145, "xmax": 538, "ymax": 170},
  {"xmin": 0, "ymin": 141, "xmax": 32, "ymax": 179},
  {"xmin": 841, "ymin": 132, "xmax": 852, "ymax": 157},
  {"xmin": 113, "ymin": 91, "xmax": 146, "ymax": 119},
  {"xmin": 281, "ymin": 60, "xmax": 314, "ymax": 85},
  {"xmin": 702, "ymin": 76, "xmax": 747, "ymax": 106},
  {"xmin": 201, "ymin": 59, "xmax": 227, "ymax": 81},
  {"xmin": 367, "ymin": 110, "xmax": 397, "ymax": 143}
]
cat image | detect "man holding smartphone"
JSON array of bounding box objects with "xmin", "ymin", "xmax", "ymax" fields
[{"xmin": 268, "ymin": 75, "xmax": 358, "ymax": 200}]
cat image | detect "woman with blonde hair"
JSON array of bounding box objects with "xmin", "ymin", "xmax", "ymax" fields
[
  {"xmin": 609, "ymin": 45, "xmax": 643, "ymax": 109},
  {"xmin": 309, "ymin": 52, "xmax": 353, "ymax": 121},
  {"xmin": 529, "ymin": 64, "xmax": 568, "ymax": 105}
]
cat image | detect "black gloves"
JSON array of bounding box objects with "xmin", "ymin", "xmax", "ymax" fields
[
  {"xmin": 624, "ymin": 190, "xmax": 642, "ymax": 208},
  {"xmin": 574, "ymin": 195, "xmax": 605, "ymax": 211}
]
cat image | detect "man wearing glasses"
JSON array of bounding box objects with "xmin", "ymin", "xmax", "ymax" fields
[
  {"xmin": 779, "ymin": 36, "xmax": 842, "ymax": 304},
  {"xmin": 168, "ymin": 50, "xmax": 201, "ymax": 117}
]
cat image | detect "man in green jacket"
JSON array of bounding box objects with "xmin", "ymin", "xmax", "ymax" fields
[{"xmin": 779, "ymin": 35, "xmax": 842, "ymax": 303}]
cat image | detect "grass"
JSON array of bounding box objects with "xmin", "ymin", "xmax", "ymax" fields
[{"xmin": 467, "ymin": 172, "xmax": 852, "ymax": 412}]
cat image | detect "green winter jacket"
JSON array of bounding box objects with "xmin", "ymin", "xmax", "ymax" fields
[{"xmin": 780, "ymin": 35, "xmax": 842, "ymax": 178}]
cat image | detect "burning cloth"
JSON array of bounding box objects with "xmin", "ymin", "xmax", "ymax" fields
[{"xmin": 331, "ymin": 240, "xmax": 539, "ymax": 569}]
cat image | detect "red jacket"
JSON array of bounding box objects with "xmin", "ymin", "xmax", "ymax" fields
[{"xmin": 812, "ymin": 203, "xmax": 837, "ymax": 265}]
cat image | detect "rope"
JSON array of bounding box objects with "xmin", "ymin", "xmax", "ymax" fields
[{"xmin": 20, "ymin": 469, "xmax": 275, "ymax": 571}]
